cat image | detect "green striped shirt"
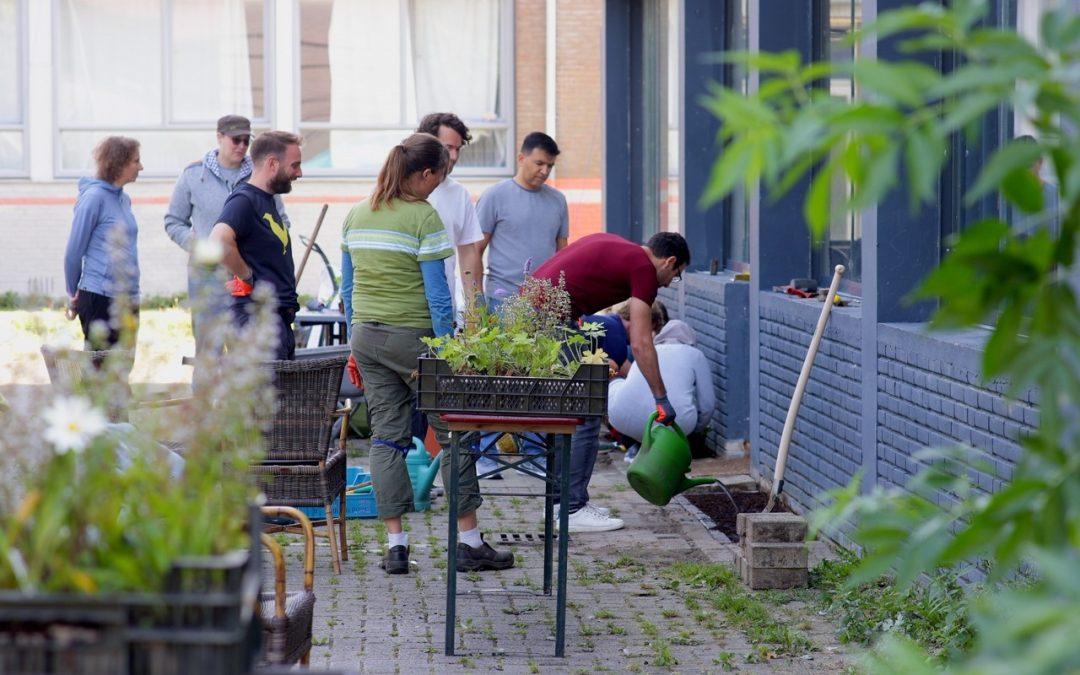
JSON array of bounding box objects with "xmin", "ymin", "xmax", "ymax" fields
[{"xmin": 343, "ymin": 198, "xmax": 452, "ymax": 328}]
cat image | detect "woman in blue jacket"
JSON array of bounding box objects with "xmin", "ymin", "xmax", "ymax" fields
[{"xmin": 63, "ymin": 136, "xmax": 143, "ymax": 350}]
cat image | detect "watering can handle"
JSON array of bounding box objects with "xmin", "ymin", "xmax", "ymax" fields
[{"xmin": 644, "ymin": 411, "xmax": 688, "ymax": 442}]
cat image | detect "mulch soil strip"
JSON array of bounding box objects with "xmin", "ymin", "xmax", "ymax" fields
[{"xmin": 684, "ymin": 489, "xmax": 788, "ymax": 542}]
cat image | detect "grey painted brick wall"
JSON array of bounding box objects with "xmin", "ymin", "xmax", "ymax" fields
[
  {"xmin": 756, "ymin": 292, "xmax": 864, "ymax": 516},
  {"xmin": 876, "ymin": 324, "xmax": 1037, "ymax": 498}
]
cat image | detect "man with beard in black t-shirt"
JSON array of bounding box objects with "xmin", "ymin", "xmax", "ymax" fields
[{"xmin": 210, "ymin": 131, "xmax": 304, "ymax": 360}]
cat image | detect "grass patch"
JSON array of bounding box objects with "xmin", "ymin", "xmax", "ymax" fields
[
  {"xmin": 810, "ymin": 550, "xmax": 975, "ymax": 660},
  {"xmin": 665, "ymin": 562, "xmax": 813, "ymax": 657}
]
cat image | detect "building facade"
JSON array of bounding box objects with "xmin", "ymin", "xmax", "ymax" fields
[
  {"xmin": 605, "ymin": 0, "xmax": 1062, "ymax": 517},
  {"xmin": 0, "ymin": 0, "xmax": 605, "ymax": 297}
]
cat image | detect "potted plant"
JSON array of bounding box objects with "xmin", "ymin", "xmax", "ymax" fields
[
  {"xmin": 418, "ymin": 275, "xmax": 611, "ymax": 417},
  {"xmin": 0, "ymin": 285, "xmax": 283, "ymax": 674}
]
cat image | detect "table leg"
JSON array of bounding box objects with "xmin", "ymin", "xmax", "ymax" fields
[
  {"xmin": 543, "ymin": 432, "xmax": 554, "ymax": 595},
  {"xmin": 555, "ymin": 432, "xmax": 571, "ymax": 657},
  {"xmin": 445, "ymin": 430, "xmax": 461, "ymax": 656}
]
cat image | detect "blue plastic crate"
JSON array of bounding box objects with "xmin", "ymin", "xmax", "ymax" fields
[{"xmin": 299, "ymin": 467, "xmax": 377, "ymax": 520}]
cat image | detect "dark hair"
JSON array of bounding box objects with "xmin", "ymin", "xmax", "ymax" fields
[
  {"xmin": 646, "ymin": 232, "xmax": 691, "ymax": 268},
  {"xmin": 370, "ymin": 133, "xmax": 449, "ymax": 211},
  {"xmin": 93, "ymin": 136, "xmax": 140, "ymax": 183},
  {"xmin": 520, "ymin": 131, "xmax": 560, "ymax": 157},
  {"xmin": 251, "ymin": 130, "xmax": 302, "ymax": 165},
  {"xmin": 417, "ymin": 112, "xmax": 472, "ymax": 145}
]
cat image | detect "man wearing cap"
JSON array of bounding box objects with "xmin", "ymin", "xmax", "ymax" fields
[{"xmin": 164, "ymin": 115, "xmax": 291, "ymax": 360}]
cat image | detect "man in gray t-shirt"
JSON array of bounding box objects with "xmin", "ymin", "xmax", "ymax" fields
[{"xmin": 477, "ymin": 132, "xmax": 570, "ymax": 304}]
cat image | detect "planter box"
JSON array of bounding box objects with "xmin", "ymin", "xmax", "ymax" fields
[
  {"xmin": 417, "ymin": 358, "xmax": 609, "ymax": 418},
  {"xmin": 0, "ymin": 514, "xmax": 262, "ymax": 674}
]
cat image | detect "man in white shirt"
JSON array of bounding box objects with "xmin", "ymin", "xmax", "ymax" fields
[{"xmin": 416, "ymin": 113, "xmax": 484, "ymax": 315}]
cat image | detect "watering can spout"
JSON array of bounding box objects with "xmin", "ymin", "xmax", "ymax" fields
[
  {"xmin": 680, "ymin": 475, "xmax": 718, "ymax": 494},
  {"xmin": 415, "ymin": 450, "xmax": 443, "ymax": 496}
]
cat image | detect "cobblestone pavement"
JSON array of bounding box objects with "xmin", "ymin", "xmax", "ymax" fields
[{"xmin": 263, "ymin": 449, "xmax": 853, "ymax": 674}]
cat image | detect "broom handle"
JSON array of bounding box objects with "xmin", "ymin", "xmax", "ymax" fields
[
  {"xmin": 295, "ymin": 203, "xmax": 329, "ymax": 284},
  {"xmin": 771, "ymin": 264, "xmax": 844, "ymax": 500}
]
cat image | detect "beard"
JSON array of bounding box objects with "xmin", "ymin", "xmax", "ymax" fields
[{"xmin": 268, "ymin": 166, "xmax": 293, "ymax": 194}]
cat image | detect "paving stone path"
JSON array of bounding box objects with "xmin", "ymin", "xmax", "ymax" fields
[{"xmin": 263, "ymin": 449, "xmax": 853, "ymax": 674}]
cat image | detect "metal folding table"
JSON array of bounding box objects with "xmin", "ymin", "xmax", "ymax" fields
[{"xmin": 442, "ymin": 414, "xmax": 583, "ymax": 657}]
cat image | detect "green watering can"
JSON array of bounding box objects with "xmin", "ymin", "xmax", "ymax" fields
[{"xmin": 626, "ymin": 412, "xmax": 716, "ymax": 506}]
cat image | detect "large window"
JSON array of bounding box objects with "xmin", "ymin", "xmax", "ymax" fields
[
  {"xmin": 297, "ymin": 0, "xmax": 513, "ymax": 176},
  {"xmin": 814, "ymin": 0, "xmax": 862, "ymax": 284},
  {"xmin": 55, "ymin": 0, "xmax": 269, "ymax": 176},
  {"xmin": 724, "ymin": 0, "xmax": 749, "ymax": 267},
  {"xmin": 0, "ymin": 0, "xmax": 24, "ymax": 175}
]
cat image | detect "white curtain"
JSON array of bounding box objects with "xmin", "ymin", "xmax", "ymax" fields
[
  {"xmin": 324, "ymin": 0, "xmax": 499, "ymax": 169},
  {"xmin": 409, "ymin": 0, "xmax": 499, "ymax": 120},
  {"xmin": 0, "ymin": 0, "xmax": 18, "ymax": 123},
  {"xmin": 58, "ymin": 0, "xmax": 163, "ymax": 125},
  {"xmin": 328, "ymin": 0, "xmax": 417, "ymax": 169},
  {"xmin": 170, "ymin": 0, "xmax": 254, "ymax": 121}
]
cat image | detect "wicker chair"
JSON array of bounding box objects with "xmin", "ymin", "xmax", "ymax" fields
[
  {"xmin": 253, "ymin": 356, "xmax": 349, "ymax": 574},
  {"xmin": 259, "ymin": 506, "xmax": 317, "ymax": 667}
]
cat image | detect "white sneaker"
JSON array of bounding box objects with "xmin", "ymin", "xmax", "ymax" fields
[
  {"xmin": 561, "ymin": 504, "xmax": 624, "ymax": 533},
  {"xmin": 589, "ymin": 504, "xmax": 611, "ymax": 517}
]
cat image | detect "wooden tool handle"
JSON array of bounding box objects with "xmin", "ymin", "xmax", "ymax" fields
[
  {"xmin": 770, "ymin": 264, "xmax": 844, "ymax": 504},
  {"xmin": 295, "ymin": 203, "xmax": 329, "ymax": 284}
]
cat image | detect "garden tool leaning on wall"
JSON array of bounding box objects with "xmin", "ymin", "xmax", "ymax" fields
[{"xmin": 766, "ymin": 264, "xmax": 844, "ymax": 512}]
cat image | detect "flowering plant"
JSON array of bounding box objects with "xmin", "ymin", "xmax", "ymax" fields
[
  {"xmin": 423, "ymin": 274, "xmax": 607, "ymax": 377},
  {"xmin": 0, "ymin": 285, "xmax": 281, "ymax": 595}
]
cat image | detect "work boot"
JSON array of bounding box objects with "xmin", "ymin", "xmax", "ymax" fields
[
  {"xmin": 456, "ymin": 536, "xmax": 514, "ymax": 572},
  {"xmin": 380, "ymin": 545, "xmax": 410, "ymax": 575}
]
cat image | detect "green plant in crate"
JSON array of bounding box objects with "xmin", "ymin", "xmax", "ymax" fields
[
  {"xmin": 0, "ymin": 285, "xmax": 281, "ymax": 594},
  {"xmin": 701, "ymin": 0, "xmax": 1078, "ymax": 671},
  {"xmin": 423, "ymin": 274, "xmax": 608, "ymax": 377}
]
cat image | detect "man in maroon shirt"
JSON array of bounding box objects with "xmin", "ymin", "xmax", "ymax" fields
[{"xmin": 533, "ymin": 231, "xmax": 690, "ymax": 533}]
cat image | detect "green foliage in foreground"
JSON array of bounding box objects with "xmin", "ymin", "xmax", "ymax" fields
[
  {"xmin": 811, "ymin": 551, "xmax": 976, "ymax": 660},
  {"xmin": 703, "ymin": 0, "xmax": 1079, "ymax": 672}
]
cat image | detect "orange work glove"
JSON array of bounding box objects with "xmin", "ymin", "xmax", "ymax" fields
[
  {"xmin": 655, "ymin": 395, "xmax": 677, "ymax": 426},
  {"xmin": 346, "ymin": 354, "xmax": 363, "ymax": 389},
  {"xmin": 226, "ymin": 275, "xmax": 253, "ymax": 297}
]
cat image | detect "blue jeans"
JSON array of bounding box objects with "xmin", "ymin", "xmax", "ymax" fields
[{"xmin": 554, "ymin": 416, "xmax": 601, "ymax": 514}]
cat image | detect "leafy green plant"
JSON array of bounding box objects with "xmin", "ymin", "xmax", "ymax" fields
[
  {"xmin": 422, "ymin": 274, "xmax": 607, "ymax": 377},
  {"xmin": 703, "ymin": 0, "xmax": 1079, "ymax": 672},
  {"xmin": 810, "ymin": 550, "xmax": 976, "ymax": 660},
  {"xmin": 0, "ymin": 286, "xmax": 280, "ymax": 594}
]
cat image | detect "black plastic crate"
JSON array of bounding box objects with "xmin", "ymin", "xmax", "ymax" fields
[
  {"xmin": 0, "ymin": 514, "xmax": 262, "ymax": 674},
  {"xmin": 417, "ymin": 358, "xmax": 609, "ymax": 418}
]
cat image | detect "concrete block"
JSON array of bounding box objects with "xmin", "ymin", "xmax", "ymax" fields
[
  {"xmin": 742, "ymin": 542, "xmax": 809, "ymax": 569},
  {"xmin": 741, "ymin": 563, "xmax": 809, "ymax": 590},
  {"xmin": 740, "ymin": 512, "xmax": 807, "ymax": 544}
]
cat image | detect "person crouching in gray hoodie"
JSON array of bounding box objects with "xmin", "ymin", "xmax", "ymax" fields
[{"xmin": 163, "ymin": 114, "xmax": 291, "ymax": 360}]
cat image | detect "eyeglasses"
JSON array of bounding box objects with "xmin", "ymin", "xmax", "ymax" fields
[
  {"xmin": 671, "ymin": 273, "xmax": 683, "ymax": 284},
  {"xmin": 229, "ymin": 135, "xmax": 251, "ymax": 147}
]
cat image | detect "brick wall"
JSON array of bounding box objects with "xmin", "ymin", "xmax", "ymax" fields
[
  {"xmin": 876, "ymin": 324, "xmax": 1037, "ymax": 497},
  {"xmin": 555, "ymin": 0, "xmax": 603, "ymax": 181},
  {"xmin": 514, "ymin": 0, "xmax": 547, "ymax": 140},
  {"xmin": 756, "ymin": 293, "xmax": 863, "ymax": 515}
]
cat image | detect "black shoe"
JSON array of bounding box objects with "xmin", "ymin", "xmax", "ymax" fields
[
  {"xmin": 456, "ymin": 537, "xmax": 515, "ymax": 572},
  {"xmin": 380, "ymin": 545, "xmax": 410, "ymax": 574}
]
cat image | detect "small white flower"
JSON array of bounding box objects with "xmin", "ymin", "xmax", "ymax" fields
[
  {"xmin": 192, "ymin": 237, "xmax": 224, "ymax": 266},
  {"xmin": 44, "ymin": 396, "xmax": 107, "ymax": 454}
]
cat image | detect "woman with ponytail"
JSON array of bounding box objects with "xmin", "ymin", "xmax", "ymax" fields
[{"xmin": 343, "ymin": 133, "xmax": 514, "ymax": 575}]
